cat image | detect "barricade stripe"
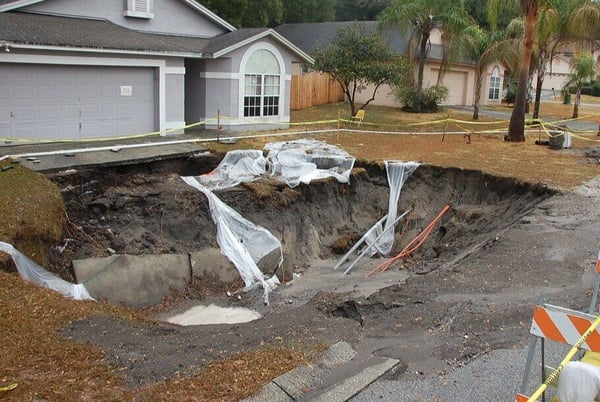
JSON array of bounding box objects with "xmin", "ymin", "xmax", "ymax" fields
[
  {"xmin": 516, "ymin": 393, "xmax": 529, "ymax": 402},
  {"xmin": 532, "ymin": 306, "xmax": 568, "ymax": 344},
  {"xmin": 554, "ymin": 312, "xmax": 592, "ymax": 347},
  {"xmin": 596, "ymin": 250, "xmax": 600, "ymax": 273},
  {"xmin": 569, "ymin": 315, "xmax": 600, "ymax": 351}
]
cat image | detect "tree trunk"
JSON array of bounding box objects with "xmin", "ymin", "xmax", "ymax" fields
[
  {"xmin": 416, "ymin": 33, "xmax": 429, "ymax": 113},
  {"xmin": 572, "ymin": 88, "xmax": 581, "ymax": 118},
  {"xmin": 507, "ymin": 4, "xmax": 537, "ymax": 142},
  {"xmin": 472, "ymin": 67, "xmax": 483, "ymax": 120},
  {"xmin": 533, "ymin": 70, "xmax": 544, "ymax": 119}
]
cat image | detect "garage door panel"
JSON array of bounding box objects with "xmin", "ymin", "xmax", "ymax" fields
[
  {"xmin": 37, "ymin": 85, "xmax": 57, "ymax": 99},
  {"xmin": 13, "ymin": 105, "xmax": 36, "ymax": 120},
  {"xmin": 79, "ymin": 85, "xmax": 99, "ymax": 99},
  {"xmin": 58, "ymin": 85, "xmax": 78, "ymax": 100},
  {"xmin": 38, "ymin": 105, "xmax": 58, "ymax": 120},
  {"xmin": 11, "ymin": 85, "xmax": 34, "ymax": 100},
  {"xmin": 1, "ymin": 64, "xmax": 156, "ymax": 140}
]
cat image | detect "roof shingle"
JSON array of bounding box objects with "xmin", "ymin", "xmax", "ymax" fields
[{"xmin": 0, "ymin": 11, "xmax": 199, "ymax": 54}]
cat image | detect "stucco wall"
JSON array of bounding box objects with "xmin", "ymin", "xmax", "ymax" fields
[
  {"xmin": 196, "ymin": 38, "xmax": 299, "ymax": 130},
  {"xmin": 184, "ymin": 59, "xmax": 206, "ymax": 125}
]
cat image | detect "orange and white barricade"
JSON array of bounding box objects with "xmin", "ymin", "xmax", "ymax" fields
[{"xmin": 516, "ymin": 303, "xmax": 600, "ymax": 401}]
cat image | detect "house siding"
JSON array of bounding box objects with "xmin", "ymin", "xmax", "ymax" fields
[
  {"xmin": 22, "ymin": 0, "xmax": 228, "ymax": 37},
  {"xmin": 188, "ymin": 38, "xmax": 298, "ymax": 131},
  {"xmin": 184, "ymin": 59, "xmax": 206, "ymax": 126}
]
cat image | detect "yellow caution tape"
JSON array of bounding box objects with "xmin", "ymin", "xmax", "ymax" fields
[
  {"xmin": 0, "ymin": 383, "xmax": 17, "ymax": 392},
  {"xmin": 3, "ymin": 110, "xmax": 600, "ymax": 144}
]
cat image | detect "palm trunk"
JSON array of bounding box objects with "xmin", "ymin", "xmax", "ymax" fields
[
  {"xmin": 572, "ymin": 88, "xmax": 581, "ymax": 118},
  {"xmin": 533, "ymin": 70, "xmax": 544, "ymax": 119},
  {"xmin": 507, "ymin": 3, "xmax": 537, "ymax": 142},
  {"xmin": 416, "ymin": 33, "xmax": 428, "ymax": 112},
  {"xmin": 473, "ymin": 66, "xmax": 483, "ymax": 120}
]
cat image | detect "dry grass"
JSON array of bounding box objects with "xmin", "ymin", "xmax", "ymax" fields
[
  {"xmin": 1, "ymin": 97, "xmax": 600, "ymax": 401},
  {"xmin": 0, "ymin": 161, "xmax": 64, "ymax": 266}
]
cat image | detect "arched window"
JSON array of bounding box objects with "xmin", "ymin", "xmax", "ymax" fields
[
  {"xmin": 243, "ymin": 49, "xmax": 281, "ymax": 117},
  {"xmin": 489, "ymin": 67, "xmax": 501, "ymax": 100}
]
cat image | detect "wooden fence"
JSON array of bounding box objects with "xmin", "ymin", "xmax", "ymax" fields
[{"xmin": 290, "ymin": 72, "xmax": 345, "ymax": 110}]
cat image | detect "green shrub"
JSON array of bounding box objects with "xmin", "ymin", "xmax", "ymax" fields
[
  {"xmin": 503, "ymin": 83, "xmax": 517, "ymax": 104},
  {"xmin": 393, "ymin": 85, "xmax": 448, "ymax": 112}
]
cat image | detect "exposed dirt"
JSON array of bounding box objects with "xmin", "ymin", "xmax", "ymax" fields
[{"xmin": 40, "ymin": 151, "xmax": 600, "ymax": 394}]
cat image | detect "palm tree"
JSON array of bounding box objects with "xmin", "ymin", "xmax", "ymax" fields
[
  {"xmin": 378, "ymin": 0, "xmax": 472, "ymax": 112},
  {"xmin": 530, "ymin": 0, "xmax": 597, "ymax": 120},
  {"xmin": 460, "ymin": 3, "xmax": 520, "ymax": 120},
  {"xmin": 565, "ymin": 52, "xmax": 596, "ymax": 118}
]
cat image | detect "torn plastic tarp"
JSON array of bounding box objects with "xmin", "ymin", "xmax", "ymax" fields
[
  {"xmin": 264, "ymin": 139, "xmax": 356, "ymax": 188},
  {"xmin": 198, "ymin": 149, "xmax": 266, "ymax": 191},
  {"xmin": 181, "ymin": 176, "xmax": 282, "ymax": 304},
  {"xmin": 196, "ymin": 139, "xmax": 355, "ymax": 190},
  {"xmin": 364, "ymin": 161, "xmax": 419, "ymax": 256},
  {"xmin": 0, "ymin": 241, "xmax": 94, "ymax": 300}
]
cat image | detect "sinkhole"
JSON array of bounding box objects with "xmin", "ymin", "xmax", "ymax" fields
[{"xmin": 47, "ymin": 148, "xmax": 553, "ymax": 309}]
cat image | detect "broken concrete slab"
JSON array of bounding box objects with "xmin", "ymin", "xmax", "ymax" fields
[
  {"xmin": 73, "ymin": 254, "xmax": 191, "ymax": 307},
  {"xmin": 309, "ymin": 356, "xmax": 400, "ymax": 401},
  {"xmin": 273, "ymin": 341, "xmax": 357, "ymax": 400},
  {"xmin": 190, "ymin": 248, "xmax": 239, "ymax": 283},
  {"xmin": 245, "ymin": 341, "xmax": 356, "ymax": 402}
]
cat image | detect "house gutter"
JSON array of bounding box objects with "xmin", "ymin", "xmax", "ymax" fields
[{"xmin": 1, "ymin": 42, "xmax": 204, "ymax": 58}]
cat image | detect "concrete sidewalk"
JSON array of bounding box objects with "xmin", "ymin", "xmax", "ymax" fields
[{"xmin": 0, "ymin": 130, "xmax": 225, "ymax": 173}]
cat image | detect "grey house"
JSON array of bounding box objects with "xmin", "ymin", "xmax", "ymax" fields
[{"xmin": 0, "ymin": 0, "xmax": 313, "ymax": 142}]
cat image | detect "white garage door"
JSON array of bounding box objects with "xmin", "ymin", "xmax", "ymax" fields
[
  {"xmin": 0, "ymin": 64, "xmax": 156, "ymax": 141},
  {"xmin": 440, "ymin": 70, "xmax": 468, "ymax": 106}
]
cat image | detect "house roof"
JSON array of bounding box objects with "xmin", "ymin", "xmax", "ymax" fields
[
  {"xmin": 0, "ymin": 11, "xmax": 314, "ymax": 63},
  {"xmin": 0, "ymin": 0, "xmax": 236, "ymax": 32},
  {"xmin": 0, "ymin": 11, "xmax": 197, "ymax": 54},
  {"xmin": 274, "ymin": 21, "xmax": 454, "ymax": 63},
  {"xmin": 200, "ymin": 28, "xmax": 313, "ymax": 63},
  {"xmin": 275, "ymin": 21, "xmax": 408, "ymax": 56}
]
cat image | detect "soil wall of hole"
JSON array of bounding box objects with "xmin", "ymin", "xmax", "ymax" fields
[{"xmin": 48, "ymin": 156, "xmax": 553, "ymax": 282}]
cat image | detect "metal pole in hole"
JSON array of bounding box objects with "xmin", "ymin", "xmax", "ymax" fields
[
  {"xmin": 342, "ymin": 209, "xmax": 411, "ymax": 275},
  {"xmin": 333, "ymin": 214, "xmax": 388, "ymax": 271},
  {"xmin": 337, "ymin": 110, "xmax": 341, "ymax": 142},
  {"xmin": 217, "ymin": 109, "xmax": 221, "ymax": 143}
]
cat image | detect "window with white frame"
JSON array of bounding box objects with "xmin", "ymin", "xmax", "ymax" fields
[
  {"xmin": 243, "ymin": 49, "xmax": 281, "ymax": 117},
  {"xmin": 489, "ymin": 67, "xmax": 501, "ymax": 100},
  {"xmin": 124, "ymin": 0, "xmax": 154, "ymax": 19}
]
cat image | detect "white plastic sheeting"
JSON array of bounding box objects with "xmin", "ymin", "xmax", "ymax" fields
[
  {"xmin": 264, "ymin": 139, "xmax": 356, "ymax": 188},
  {"xmin": 181, "ymin": 176, "xmax": 282, "ymax": 304},
  {"xmin": 0, "ymin": 241, "xmax": 94, "ymax": 300},
  {"xmin": 196, "ymin": 139, "xmax": 355, "ymax": 190},
  {"xmin": 198, "ymin": 150, "xmax": 266, "ymax": 190},
  {"xmin": 184, "ymin": 139, "xmax": 356, "ymax": 301},
  {"xmin": 364, "ymin": 161, "xmax": 419, "ymax": 256},
  {"xmin": 557, "ymin": 361, "xmax": 600, "ymax": 402}
]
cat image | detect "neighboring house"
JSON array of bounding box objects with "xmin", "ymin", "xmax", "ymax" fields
[
  {"xmin": 0, "ymin": 0, "xmax": 312, "ymax": 142},
  {"xmin": 276, "ymin": 21, "xmax": 508, "ymax": 108}
]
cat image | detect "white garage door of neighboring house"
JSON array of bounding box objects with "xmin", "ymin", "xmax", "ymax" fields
[
  {"xmin": 0, "ymin": 64, "xmax": 156, "ymax": 141},
  {"xmin": 433, "ymin": 70, "xmax": 468, "ymax": 106}
]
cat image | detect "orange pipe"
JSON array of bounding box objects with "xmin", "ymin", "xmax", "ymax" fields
[{"xmin": 366, "ymin": 204, "xmax": 451, "ymax": 278}]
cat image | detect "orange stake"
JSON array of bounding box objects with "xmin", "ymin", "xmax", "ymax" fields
[{"xmin": 365, "ymin": 204, "xmax": 451, "ymax": 278}]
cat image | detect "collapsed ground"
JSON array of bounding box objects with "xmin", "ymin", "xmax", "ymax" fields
[
  {"xmin": 2, "ymin": 129, "xmax": 600, "ymax": 400},
  {"xmin": 43, "ymin": 155, "xmax": 580, "ymax": 386}
]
